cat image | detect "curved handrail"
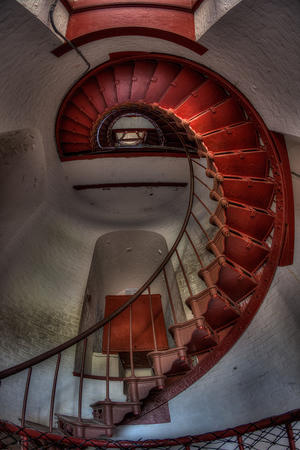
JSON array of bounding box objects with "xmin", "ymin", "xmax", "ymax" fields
[{"xmin": 0, "ymin": 136, "xmax": 195, "ymax": 380}]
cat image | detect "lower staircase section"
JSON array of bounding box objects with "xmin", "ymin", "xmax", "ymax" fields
[{"xmin": 56, "ymin": 415, "xmax": 114, "ymax": 439}]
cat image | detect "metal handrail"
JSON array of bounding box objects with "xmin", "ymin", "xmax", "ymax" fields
[{"xmin": 0, "ymin": 142, "xmax": 194, "ymax": 381}]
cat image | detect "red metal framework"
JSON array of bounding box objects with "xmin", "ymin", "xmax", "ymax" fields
[
  {"xmin": 0, "ymin": 53, "xmax": 295, "ymax": 440},
  {"xmin": 0, "ymin": 409, "xmax": 299, "ymax": 448}
]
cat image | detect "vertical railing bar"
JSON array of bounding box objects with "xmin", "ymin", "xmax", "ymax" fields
[
  {"xmin": 78, "ymin": 337, "xmax": 87, "ymax": 420},
  {"xmin": 194, "ymin": 192, "xmax": 213, "ymax": 215},
  {"xmin": 237, "ymin": 434, "xmax": 245, "ymax": 450},
  {"xmin": 129, "ymin": 304, "xmax": 135, "ymax": 377},
  {"xmin": 194, "ymin": 174, "xmax": 211, "ymax": 191},
  {"xmin": 175, "ymin": 248, "xmax": 193, "ymax": 297},
  {"xmin": 105, "ymin": 322, "xmax": 111, "ymax": 400},
  {"xmin": 185, "ymin": 230, "xmax": 204, "ymax": 268},
  {"xmin": 191, "ymin": 211, "xmax": 210, "ymax": 241},
  {"xmin": 49, "ymin": 353, "xmax": 61, "ymax": 432},
  {"xmin": 148, "ymin": 287, "xmax": 158, "ymax": 351},
  {"xmin": 163, "ymin": 267, "xmax": 178, "ymax": 324},
  {"xmin": 21, "ymin": 367, "xmax": 32, "ymax": 427},
  {"xmin": 286, "ymin": 422, "xmax": 296, "ymax": 450},
  {"xmin": 191, "ymin": 159, "xmax": 206, "ymax": 170}
]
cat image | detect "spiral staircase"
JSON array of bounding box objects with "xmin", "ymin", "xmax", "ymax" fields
[{"xmin": 0, "ymin": 53, "xmax": 291, "ymax": 444}]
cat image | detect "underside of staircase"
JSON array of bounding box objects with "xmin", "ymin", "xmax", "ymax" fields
[{"xmin": 43, "ymin": 54, "xmax": 290, "ymax": 438}]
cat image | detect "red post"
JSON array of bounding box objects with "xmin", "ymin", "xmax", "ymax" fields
[
  {"xmin": 78, "ymin": 338, "xmax": 87, "ymax": 420},
  {"xmin": 49, "ymin": 353, "xmax": 61, "ymax": 432},
  {"xmin": 194, "ymin": 192, "xmax": 212, "ymax": 215},
  {"xmin": 21, "ymin": 367, "xmax": 32, "ymax": 427},
  {"xmin": 191, "ymin": 211, "xmax": 210, "ymax": 240},
  {"xmin": 148, "ymin": 287, "xmax": 158, "ymax": 351},
  {"xmin": 194, "ymin": 174, "xmax": 211, "ymax": 191},
  {"xmin": 286, "ymin": 422, "xmax": 296, "ymax": 450},
  {"xmin": 21, "ymin": 367, "xmax": 32, "ymax": 450},
  {"xmin": 129, "ymin": 304, "xmax": 135, "ymax": 376},
  {"xmin": 237, "ymin": 435, "xmax": 244, "ymax": 450},
  {"xmin": 185, "ymin": 230, "xmax": 204, "ymax": 267},
  {"xmin": 175, "ymin": 248, "xmax": 193, "ymax": 296},
  {"xmin": 163, "ymin": 267, "xmax": 178, "ymax": 324},
  {"xmin": 105, "ymin": 322, "xmax": 111, "ymax": 400}
]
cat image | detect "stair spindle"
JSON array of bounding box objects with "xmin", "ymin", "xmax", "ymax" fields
[
  {"xmin": 148, "ymin": 287, "xmax": 158, "ymax": 351},
  {"xmin": 194, "ymin": 192, "xmax": 229, "ymax": 236},
  {"xmin": 163, "ymin": 267, "xmax": 178, "ymax": 324},
  {"xmin": 185, "ymin": 230, "xmax": 204, "ymax": 268},
  {"xmin": 106, "ymin": 322, "xmax": 111, "ymax": 400},
  {"xmin": 129, "ymin": 304, "xmax": 135, "ymax": 377},
  {"xmin": 78, "ymin": 338, "xmax": 87, "ymax": 421},
  {"xmin": 21, "ymin": 367, "xmax": 32, "ymax": 427},
  {"xmin": 175, "ymin": 249, "xmax": 193, "ymax": 296},
  {"xmin": 194, "ymin": 174, "xmax": 211, "ymax": 192},
  {"xmin": 49, "ymin": 353, "xmax": 61, "ymax": 432}
]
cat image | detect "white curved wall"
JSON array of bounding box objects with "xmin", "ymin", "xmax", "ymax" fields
[{"xmin": 0, "ymin": 0, "xmax": 299, "ymax": 439}]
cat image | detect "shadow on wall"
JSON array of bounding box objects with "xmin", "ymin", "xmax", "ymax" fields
[{"xmin": 0, "ymin": 128, "xmax": 46, "ymax": 252}]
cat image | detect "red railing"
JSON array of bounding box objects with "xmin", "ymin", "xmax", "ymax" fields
[{"xmin": 0, "ymin": 409, "xmax": 299, "ymax": 448}]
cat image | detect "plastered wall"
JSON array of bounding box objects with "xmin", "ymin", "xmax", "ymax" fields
[{"xmin": 0, "ymin": 0, "xmax": 299, "ymax": 439}]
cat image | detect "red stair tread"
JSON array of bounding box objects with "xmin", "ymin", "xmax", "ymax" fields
[
  {"xmin": 71, "ymin": 90, "xmax": 98, "ymax": 121},
  {"xmin": 174, "ymin": 79, "xmax": 226, "ymax": 120},
  {"xmin": 60, "ymin": 116, "xmax": 90, "ymax": 136},
  {"xmin": 144, "ymin": 61, "xmax": 180, "ymax": 103},
  {"xmin": 226, "ymin": 204, "xmax": 274, "ymax": 241},
  {"xmin": 213, "ymin": 150, "xmax": 268, "ymax": 178},
  {"xmin": 61, "ymin": 143, "xmax": 91, "ymax": 153},
  {"xmin": 60, "ymin": 131, "xmax": 90, "ymax": 144},
  {"xmin": 222, "ymin": 178, "xmax": 275, "ymax": 209},
  {"xmin": 203, "ymin": 295, "xmax": 240, "ymax": 329},
  {"xmin": 224, "ymin": 234, "xmax": 269, "ymax": 273},
  {"xmin": 81, "ymin": 77, "xmax": 106, "ymax": 114},
  {"xmin": 56, "ymin": 414, "xmax": 114, "ymax": 438},
  {"xmin": 202, "ymin": 122, "xmax": 258, "ymax": 153},
  {"xmin": 96, "ymin": 69, "xmax": 117, "ymax": 107},
  {"xmin": 159, "ymin": 67, "xmax": 204, "ymax": 109},
  {"xmin": 189, "ymin": 98, "xmax": 245, "ymax": 135},
  {"xmin": 217, "ymin": 264, "xmax": 257, "ymax": 303},
  {"xmin": 64, "ymin": 103, "xmax": 93, "ymax": 129},
  {"xmin": 114, "ymin": 63, "xmax": 134, "ymax": 103},
  {"xmin": 131, "ymin": 60, "xmax": 156, "ymax": 101}
]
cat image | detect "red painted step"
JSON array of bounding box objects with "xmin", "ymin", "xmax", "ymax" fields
[
  {"xmin": 61, "ymin": 142, "xmax": 91, "ymax": 154},
  {"xmin": 169, "ymin": 317, "xmax": 219, "ymax": 354},
  {"xmin": 226, "ymin": 204, "xmax": 274, "ymax": 241},
  {"xmin": 213, "ymin": 150, "xmax": 268, "ymax": 178},
  {"xmin": 64, "ymin": 103, "xmax": 93, "ymax": 129},
  {"xmin": 60, "ymin": 116, "xmax": 90, "ymax": 136},
  {"xmin": 144, "ymin": 61, "xmax": 181, "ymax": 103},
  {"xmin": 60, "ymin": 131, "xmax": 90, "ymax": 144},
  {"xmin": 114, "ymin": 63, "xmax": 134, "ymax": 103},
  {"xmin": 186, "ymin": 290, "xmax": 240, "ymax": 330},
  {"xmin": 71, "ymin": 90, "xmax": 98, "ymax": 121},
  {"xmin": 212, "ymin": 231, "xmax": 269, "ymax": 273},
  {"xmin": 217, "ymin": 263, "xmax": 257, "ymax": 303},
  {"xmin": 131, "ymin": 60, "xmax": 156, "ymax": 101},
  {"xmin": 199, "ymin": 260, "xmax": 257, "ymax": 303},
  {"xmin": 81, "ymin": 77, "xmax": 106, "ymax": 115},
  {"xmin": 222, "ymin": 178, "xmax": 275, "ymax": 209},
  {"xmin": 96, "ymin": 69, "xmax": 117, "ymax": 107},
  {"xmin": 174, "ymin": 79, "xmax": 226, "ymax": 120},
  {"xmin": 225, "ymin": 233, "xmax": 269, "ymax": 273},
  {"xmin": 189, "ymin": 98, "xmax": 245, "ymax": 136},
  {"xmin": 202, "ymin": 122, "xmax": 258, "ymax": 153},
  {"xmin": 159, "ymin": 67, "xmax": 204, "ymax": 109}
]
